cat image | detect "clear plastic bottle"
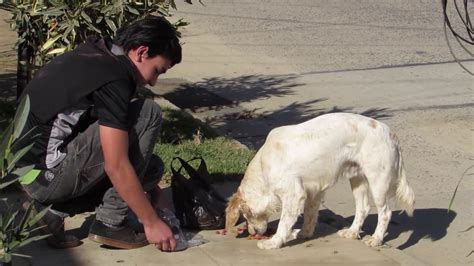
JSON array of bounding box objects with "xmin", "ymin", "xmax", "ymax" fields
[{"xmin": 156, "ymin": 208, "xmax": 189, "ymax": 251}]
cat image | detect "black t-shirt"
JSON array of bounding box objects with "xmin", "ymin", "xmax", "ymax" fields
[
  {"xmin": 16, "ymin": 37, "xmax": 138, "ymax": 169},
  {"xmin": 94, "ymin": 79, "xmax": 134, "ymax": 131}
]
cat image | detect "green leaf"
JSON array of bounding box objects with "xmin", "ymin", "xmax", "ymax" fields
[
  {"xmin": 6, "ymin": 142, "xmax": 34, "ymax": 172},
  {"xmin": 27, "ymin": 205, "xmax": 50, "ymax": 227},
  {"xmin": 18, "ymin": 201, "xmax": 33, "ymax": 231},
  {"xmin": 448, "ymin": 165, "xmax": 473, "ymax": 211},
  {"xmin": 11, "ymin": 165, "xmax": 34, "ymax": 178},
  {"xmin": 17, "ymin": 234, "xmax": 51, "ymax": 248},
  {"xmin": 126, "ymin": 6, "xmax": 140, "ymax": 15},
  {"xmin": 4, "ymin": 210, "xmax": 18, "ymax": 230},
  {"xmin": 101, "ymin": 5, "xmax": 114, "ymax": 14},
  {"xmin": 170, "ymin": 0, "xmax": 177, "ymax": 9},
  {"xmin": 13, "ymin": 128, "xmax": 39, "ymax": 150},
  {"xmin": 39, "ymin": 6, "xmax": 66, "ymax": 17},
  {"xmin": 46, "ymin": 47, "xmax": 67, "ymax": 55},
  {"xmin": 85, "ymin": 22, "xmax": 101, "ymax": 33},
  {"xmin": 2, "ymin": 252, "xmax": 12, "ymax": 263},
  {"xmin": 95, "ymin": 16, "xmax": 103, "ymax": 23},
  {"xmin": 0, "ymin": 204, "xmax": 10, "ymax": 227},
  {"xmin": 8, "ymin": 240, "xmax": 20, "ymax": 250},
  {"xmin": 0, "ymin": 177, "xmax": 19, "ymax": 190},
  {"xmin": 11, "ymin": 252, "xmax": 32, "ymax": 259},
  {"xmin": 104, "ymin": 17, "xmax": 117, "ymax": 32},
  {"xmin": 63, "ymin": 24, "xmax": 74, "ymax": 40},
  {"xmin": 12, "ymin": 95, "xmax": 29, "ymax": 141},
  {"xmin": 41, "ymin": 34, "xmax": 62, "ymax": 51},
  {"xmin": 0, "ymin": 124, "xmax": 13, "ymax": 168},
  {"xmin": 81, "ymin": 10, "xmax": 93, "ymax": 24},
  {"xmin": 460, "ymin": 225, "xmax": 474, "ymax": 233},
  {"xmin": 24, "ymin": 224, "xmax": 47, "ymax": 235}
]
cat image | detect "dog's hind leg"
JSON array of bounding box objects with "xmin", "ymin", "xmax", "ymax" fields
[
  {"xmin": 362, "ymin": 172, "xmax": 392, "ymax": 247},
  {"xmin": 257, "ymin": 179, "xmax": 306, "ymax": 250},
  {"xmin": 338, "ymin": 176, "xmax": 370, "ymax": 240},
  {"xmin": 292, "ymin": 190, "xmax": 325, "ymax": 240}
]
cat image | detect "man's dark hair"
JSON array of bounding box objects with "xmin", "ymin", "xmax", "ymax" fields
[{"xmin": 113, "ymin": 16, "xmax": 182, "ymax": 65}]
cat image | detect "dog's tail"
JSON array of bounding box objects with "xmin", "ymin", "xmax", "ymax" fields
[{"xmin": 394, "ymin": 138, "xmax": 415, "ymax": 217}]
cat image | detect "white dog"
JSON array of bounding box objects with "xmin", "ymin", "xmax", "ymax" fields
[{"xmin": 225, "ymin": 113, "xmax": 415, "ymax": 250}]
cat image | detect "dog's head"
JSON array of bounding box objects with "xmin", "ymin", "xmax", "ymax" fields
[{"xmin": 225, "ymin": 190, "xmax": 270, "ymax": 236}]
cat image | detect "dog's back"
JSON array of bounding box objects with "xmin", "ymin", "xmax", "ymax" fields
[{"xmin": 260, "ymin": 114, "xmax": 389, "ymax": 181}]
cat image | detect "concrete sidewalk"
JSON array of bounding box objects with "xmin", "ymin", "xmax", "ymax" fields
[
  {"xmin": 8, "ymin": 99, "xmax": 425, "ymax": 266},
  {"xmin": 16, "ymin": 218, "xmax": 421, "ymax": 266},
  {"xmin": 11, "ymin": 182, "xmax": 423, "ymax": 266}
]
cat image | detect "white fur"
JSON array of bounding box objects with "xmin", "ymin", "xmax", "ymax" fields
[{"xmin": 225, "ymin": 113, "xmax": 415, "ymax": 249}]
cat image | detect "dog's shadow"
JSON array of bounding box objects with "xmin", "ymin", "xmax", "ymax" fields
[
  {"xmin": 354, "ymin": 208, "xmax": 457, "ymax": 249},
  {"xmin": 270, "ymin": 208, "xmax": 456, "ymax": 249}
]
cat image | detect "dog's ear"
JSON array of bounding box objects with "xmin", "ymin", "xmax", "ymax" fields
[{"xmin": 225, "ymin": 191, "xmax": 242, "ymax": 236}]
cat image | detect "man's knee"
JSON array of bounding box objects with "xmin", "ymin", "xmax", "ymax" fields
[
  {"xmin": 142, "ymin": 154, "xmax": 165, "ymax": 191},
  {"xmin": 130, "ymin": 98, "xmax": 162, "ymax": 128},
  {"xmin": 142, "ymin": 99, "xmax": 162, "ymax": 126}
]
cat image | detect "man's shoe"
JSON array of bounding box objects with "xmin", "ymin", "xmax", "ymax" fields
[
  {"xmin": 88, "ymin": 219, "xmax": 148, "ymax": 249},
  {"xmin": 23, "ymin": 201, "xmax": 81, "ymax": 249}
]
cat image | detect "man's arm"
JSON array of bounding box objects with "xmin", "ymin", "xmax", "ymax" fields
[{"xmin": 99, "ymin": 125, "xmax": 176, "ymax": 251}]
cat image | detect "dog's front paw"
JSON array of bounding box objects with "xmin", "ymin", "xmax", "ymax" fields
[
  {"xmin": 337, "ymin": 228, "xmax": 360, "ymax": 239},
  {"xmin": 257, "ymin": 238, "xmax": 282, "ymax": 250},
  {"xmin": 288, "ymin": 229, "xmax": 300, "ymax": 241},
  {"xmin": 296, "ymin": 228, "xmax": 314, "ymax": 239},
  {"xmin": 362, "ymin": 235, "xmax": 382, "ymax": 247}
]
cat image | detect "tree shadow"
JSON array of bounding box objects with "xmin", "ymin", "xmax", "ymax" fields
[
  {"xmin": 159, "ymin": 74, "xmax": 394, "ymax": 148},
  {"xmin": 345, "ymin": 208, "xmax": 456, "ymax": 250},
  {"xmin": 162, "ymin": 74, "xmax": 304, "ymax": 112}
]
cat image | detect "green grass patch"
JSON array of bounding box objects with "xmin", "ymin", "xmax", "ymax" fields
[{"xmin": 155, "ymin": 107, "xmax": 256, "ymax": 183}]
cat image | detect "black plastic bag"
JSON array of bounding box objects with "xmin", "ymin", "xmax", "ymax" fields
[{"xmin": 171, "ymin": 157, "xmax": 227, "ymax": 230}]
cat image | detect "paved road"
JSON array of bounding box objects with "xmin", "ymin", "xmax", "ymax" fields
[
  {"xmin": 166, "ymin": 0, "xmax": 472, "ymax": 145},
  {"xmin": 174, "ymin": 0, "xmax": 471, "ymax": 74},
  {"xmin": 159, "ymin": 1, "xmax": 473, "ymax": 265}
]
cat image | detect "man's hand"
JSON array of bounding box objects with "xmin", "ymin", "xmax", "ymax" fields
[
  {"xmin": 144, "ymin": 218, "xmax": 177, "ymax": 252},
  {"xmin": 99, "ymin": 125, "xmax": 176, "ymax": 252}
]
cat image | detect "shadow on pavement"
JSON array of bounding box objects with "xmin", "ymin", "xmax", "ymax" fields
[
  {"xmin": 346, "ymin": 208, "xmax": 457, "ymax": 250},
  {"xmin": 158, "ymin": 74, "xmax": 394, "ymax": 148},
  {"xmin": 162, "ymin": 74, "xmax": 304, "ymax": 112}
]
